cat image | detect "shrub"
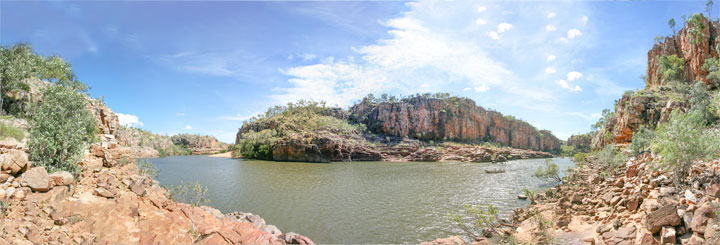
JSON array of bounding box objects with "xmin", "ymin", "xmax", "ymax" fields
[
  {"xmin": 560, "ymin": 145, "xmax": 576, "ymax": 157},
  {"xmin": 652, "ymin": 110, "xmax": 720, "ymax": 186},
  {"xmin": 596, "ymin": 144, "xmax": 624, "ymax": 170},
  {"xmin": 628, "ymin": 126, "xmax": 655, "ymax": 155},
  {"xmin": 137, "ymin": 159, "xmax": 159, "ymax": 178},
  {"xmin": 235, "ymin": 129, "xmax": 278, "ymax": 160},
  {"xmin": 533, "ymin": 159, "xmax": 561, "ymax": 182},
  {"xmin": 28, "ymin": 85, "xmax": 97, "ymax": 175},
  {"xmin": 449, "ymin": 204, "xmax": 500, "ymax": 238},
  {"xmin": 0, "ymin": 122, "xmax": 24, "ymax": 141},
  {"xmin": 170, "ymin": 181, "xmax": 209, "ymax": 207},
  {"xmin": 573, "ymin": 152, "xmax": 587, "ymax": 165},
  {"xmin": 658, "ymin": 54, "xmax": 685, "ymax": 83}
]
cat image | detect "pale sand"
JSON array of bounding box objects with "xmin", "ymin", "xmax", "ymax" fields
[{"xmin": 207, "ymin": 152, "xmax": 232, "ymax": 158}]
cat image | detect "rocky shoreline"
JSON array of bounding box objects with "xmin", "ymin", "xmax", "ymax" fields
[{"xmin": 0, "ymin": 138, "xmax": 313, "ymax": 244}]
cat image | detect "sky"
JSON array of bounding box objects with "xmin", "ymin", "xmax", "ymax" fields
[{"xmin": 0, "ymin": 1, "xmax": 713, "ymax": 143}]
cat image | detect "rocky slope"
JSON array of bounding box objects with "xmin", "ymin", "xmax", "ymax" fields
[
  {"xmin": 509, "ymin": 154, "xmax": 720, "ymax": 244},
  {"xmin": 350, "ymin": 96, "xmax": 561, "ymax": 153},
  {"xmin": 171, "ymin": 134, "xmax": 229, "ymax": 155}
]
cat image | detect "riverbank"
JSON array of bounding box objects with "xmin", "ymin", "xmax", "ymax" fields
[
  {"xmin": 208, "ymin": 152, "xmax": 232, "ymax": 158},
  {"xmin": 0, "ymin": 139, "xmax": 313, "ymax": 244},
  {"xmin": 509, "ymin": 154, "xmax": 720, "ymax": 244}
]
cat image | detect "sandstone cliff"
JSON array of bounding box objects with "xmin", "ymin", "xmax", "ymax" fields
[
  {"xmin": 566, "ymin": 132, "xmax": 593, "ymax": 153},
  {"xmin": 646, "ymin": 14, "xmax": 720, "ymax": 89},
  {"xmin": 350, "ymin": 96, "xmax": 561, "ymax": 153}
]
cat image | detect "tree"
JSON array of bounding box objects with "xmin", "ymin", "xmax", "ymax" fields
[
  {"xmin": 592, "ymin": 108, "xmax": 615, "ymax": 131},
  {"xmin": 708, "ymin": 0, "xmax": 714, "ymax": 20},
  {"xmin": 29, "ymin": 85, "xmax": 97, "ymax": 175},
  {"xmin": 0, "ymin": 44, "xmax": 86, "ymax": 116},
  {"xmin": 533, "ymin": 159, "xmax": 561, "ymax": 182},
  {"xmin": 658, "ymin": 54, "xmax": 685, "ymax": 83},
  {"xmin": 669, "ymin": 18, "xmax": 677, "ymax": 36}
]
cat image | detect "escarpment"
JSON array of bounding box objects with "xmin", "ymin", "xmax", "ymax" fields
[{"xmin": 349, "ymin": 96, "xmax": 561, "ymax": 153}]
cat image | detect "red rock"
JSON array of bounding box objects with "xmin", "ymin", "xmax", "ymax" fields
[
  {"xmin": 691, "ymin": 203, "xmax": 716, "ymax": 234},
  {"xmin": 646, "ymin": 204, "xmax": 682, "ymax": 234}
]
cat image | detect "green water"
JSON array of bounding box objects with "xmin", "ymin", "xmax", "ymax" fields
[{"xmin": 148, "ymin": 156, "xmax": 574, "ymax": 244}]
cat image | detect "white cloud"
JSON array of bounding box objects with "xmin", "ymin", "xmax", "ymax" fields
[
  {"xmin": 546, "ymin": 55, "xmax": 556, "ymax": 61},
  {"xmin": 117, "ymin": 113, "xmax": 143, "ymax": 127},
  {"xmin": 477, "ymin": 6, "xmax": 487, "ymax": 12},
  {"xmin": 582, "ymin": 16, "xmax": 588, "ymax": 24},
  {"xmin": 572, "ymin": 85, "xmax": 582, "ymax": 92},
  {"xmin": 557, "ymin": 79, "xmax": 569, "ymax": 88},
  {"xmin": 487, "ymin": 31, "xmax": 499, "ymax": 40},
  {"xmin": 176, "ymin": 112, "xmax": 185, "ymax": 116},
  {"xmin": 567, "ymin": 71, "xmax": 583, "ymax": 81},
  {"xmin": 475, "ymin": 18, "xmax": 486, "ymax": 25},
  {"xmin": 547, "ymin": 12, "xmax": 556, "ymax": 18},
  {"xmin": 474, "ymin": 84, "xmax": 490, "ymax": 92},
  {"xmin": 567, "ymin": 29, "xmax": 583, "ymax": 39},
  {"xmin": 497, "ymin": 22, "xmax": 513, "ymax": 32},
  {"xmin": 184, "ymin": 125, "xmax": 192, "ymax": 130},
  {"xmin": 545, "ymin": 67, "xmax": 557, "ymax": 74},
  {"xmin": 545, "ymin": 24, "xmax": 557, "ymax": 31}
]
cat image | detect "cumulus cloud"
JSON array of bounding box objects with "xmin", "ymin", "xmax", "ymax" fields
[
  {"xmin": 567, "ymin": 71, "xmax": 583, "ymax": 81},
  {"xmin": 545, "ymin": 24, "xmax": 556, "ymax": 31},
  {"xmin": 546, "ymin": 55, "xmax": 556, "ymax": 61},
  {"xmin": 572, "ymin": 85, "xmax": 582, "ymax": 92},
  {"xmin": 547, "ymin": 12, "xmax": 556, "ymax": 18},
  {"xmin": 545, "ymin": 67, "xmax": 556, "ymax": 74},
  {"xmin": 567, "ymin": 28, "xmax": 583, "ymax": 39},
  {"xmin": 184, "ymin": 125, "xmax": 192, "ymax": 130},
  {"xmin": 497, "ymin": 22, "xmax": 513, "ymax": 32},
  {"xmin": 117, "ymin": 113, "xmax": 143, "ymax": 127},
  {"xmin": 557, "ymin": 80, "xmax": 569, "ymax": 88},
  {"xmin": 487, "ymin": 31, "xmax": 499, "ymax": 40},
  {"xmin": 477, "ymin": 6, "xmax": 487, "ymax": 12},
  {"xmin": 476, "ymin": 18, "xmax": 486, "ymax": 25},
  {"xmin": 582, "ymin": 16, "xmax": 588, "ymax": 24},
  {"xmin": 463, "ymin": 84, "xmax": 490, "ymax": 92}
]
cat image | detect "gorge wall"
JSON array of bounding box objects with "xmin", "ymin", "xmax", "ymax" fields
[{"xmin": 350, "ymin": 96, "xmax": 561, "ymax": 153}]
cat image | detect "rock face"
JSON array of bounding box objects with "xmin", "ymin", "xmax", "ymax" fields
[
  {"xmin": 270, "ymin": 133, "xmax": 381, "ymax": 163},
  {"xmin": 646, "ymin": 14, "xmax": 720, "ymax": 89},
  {"xmin": 350, "ymin": 96, "xmax": 561, "ymax": 153},
  {"xmin": 566, "ymin": 133, "xmax": 592, "ymax": 153},
  {"xmin": 170, "ymin": 134, "xmax": 229, "ymax": 155}
]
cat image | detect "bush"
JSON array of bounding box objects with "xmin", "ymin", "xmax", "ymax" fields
[
  {"xmin": 596, "ymin": 144, "xmax": 624, "ymax": 170},
  {"xmin": 170, "ymin": 181, "xmax": 209, "ymax": 207},
  {"xmin": 136, "ymin": 159, "xmax": 159, "ymax": 178},
  {"xmin": 0, "ymin": 122, "xmax": 24, "ymax": 141},
  {"xmin": 658, "ymin": 54, "xmax": 685, "ymax": 83},
  {"xmin": 235, "ymin": 129, "xmax": 278, "ymax": 160},
  {"xmin": 652, "ymin": 110, "xmax": 720, "ymax": 186},
  {"xmin": 628, "ymin": 126, "xmax": 655, "ymax": 155},
  {"xmin": 449, "ymin": 204, "xmax": 500, "ymax": 238},
  {"xmin": 573, "ymin": 152, "xmax": 587, "ymax": 165},
  {"xmin": 533, "ymin": 159, "xmax": 561, "ymax": 182},
  {"xmin": 28, "ymin": 85, "xmax": 97, "ymax": 175}
]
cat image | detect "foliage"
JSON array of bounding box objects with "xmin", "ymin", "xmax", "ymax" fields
[
  {"xmin": 658, "ymin": 55, "xmax": 685, "ymax": 83},
  {"xmin": 170, "ymin": 181, "xmax": 209, "ymax": 207},
  {"xmin": 136, "ymin": 159, "xmax": 159, "ymax": 178},
  {"xmin": 595, "ymin": 144, "xmax": 624, "ymax": 170},
  {"xmin": 688, "ymin": 14, "xmax": 707, "ymax": 44},
  {"xmin": 533, "ymin": 159, "xmax": 561, "ymax": 182},
  {"xmin": 0, "ymin": 200, "xmax": 7, "ymax": 217},
  {"xmin": 703, "ymin": 54, "xmax": 720, "ymax": 88},
  {"xmin": 0, "ymin": 122, "xmax": 24, "ymax": 141},
  {"xmin": 449, "ymin": 204, "xmax": 500, "ymax": 238},
  {"xmin": 529, "ymin": 209, "xmax": 554, "ymax": 244},
  {"xmin": 592, "ymin": 109, "xmax": 615, "ymax": 131},
  {"xmin": 28, "ymin": 85, "xmax": 97, "ymax": 176},
  {"xmin": 628, "ymin": 126, "xmax": 655, "ymax": 155},
  {"xmin": 652, "ymin": 110, "xmax": 720, "ymax": 186},
  {"xmin": 522, "ymin": 188, "xmax": 536, "ymax": 204},
  {"xmin": 688, "ymin": 82, "xmax": 718, "ymax": 124},
  {"xmin": 669, "ymin": 18, "xmax": 677, "ymax": 35},
  {"xmin": 560, "ymin": 145, "xmax": 576, "ymax": 157},
  {"xmin": 0, "ymin": 44, "xmax": 86, "ymax": 116},
  {"xmin": 573, "ymin": 152, "xmax": 587, "ymax": 166},
  {"xmin": 235, "ymin": 129, "xmax": 279, "ymax": 160}
]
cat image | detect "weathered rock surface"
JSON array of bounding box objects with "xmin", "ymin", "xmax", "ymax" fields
[
  {"xmin": 350, "ymin": 96, "xmax": 561, "ymax": 153},
  {"xmin": 20, "ymin": 167, "xmax": 50, "ymax": 192},
  {"xmin": 0, "ymin": 149, "xmax": 31, "ymax": 175},
  {"xmin": 271, "ymin": 132, "xmax": 381, "ymax": 163},
  {"xmin": 171, "ymin": 134, "xmax": 230, "ymax": 155}
]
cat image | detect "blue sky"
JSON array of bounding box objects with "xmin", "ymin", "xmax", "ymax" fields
[{"xmin": 1, "ymin": 1, "xmax": 712, "ymax": 143}]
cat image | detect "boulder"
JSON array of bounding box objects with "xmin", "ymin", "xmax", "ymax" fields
[
  {"xmin": 19, "ymin": 167, "xmax": 50, "ymax": 192},
  {"xmin": 646, "ymin": 204, "xmax": 681, "ymax": 234},
  {"xmin": 691, "ymin": 203, "xmax": 716, "ymax": 234},
  {"xmin": 48, "ymin": 171, "xmax": 74, "ymax": 186},
  {"xmin": 0, "ymin": 150, "xmax": 31, "ymax": 175},
  {"xmin": 94, "ymin": 187, "xmax": 114, "ymax": 198},
  {"xmin": 660, "ymin": 226, "xmax": 676, "ymax": 244}
]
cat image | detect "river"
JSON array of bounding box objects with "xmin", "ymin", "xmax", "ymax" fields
[{"xmin": 148, "ymin": 156, "xmax": 574, "ymax": 244}]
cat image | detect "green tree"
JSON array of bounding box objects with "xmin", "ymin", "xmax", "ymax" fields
[
  {"xmin": 628, "ymin": 126, "xmax": 655, "ymax": 155},
  {"xmin": 533, "ymin": 159, "xmax": 561, "ymax": 182},
  {"xmin": 652, "ymin": 110, "xmax": 720, "ymax": 186},
  {"xmin": 592, "ymin": 108, "xmax": 615, "ymax": 131},
  {"xmin": 669, "ymin": 18, "xmax": 677, "ymax": 36},
  {"xmin": 28, "ymin": 85, "xmax": 97, "ymax": 175},
  {"xmin": 0, "ymin": 44, "xmax": 86, "ymax": 116},
  {"xmin": 708, "ymin": 0, "xmax": 715, "ymax": 20},
  {"xmin": 659, "ymin": 55, "xmax": 685, "ymax": 83}
]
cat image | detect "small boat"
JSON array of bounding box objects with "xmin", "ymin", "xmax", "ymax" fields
[{"xmin": 485, "ymin": 169, "xmax": 505, "ymax": 174}]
